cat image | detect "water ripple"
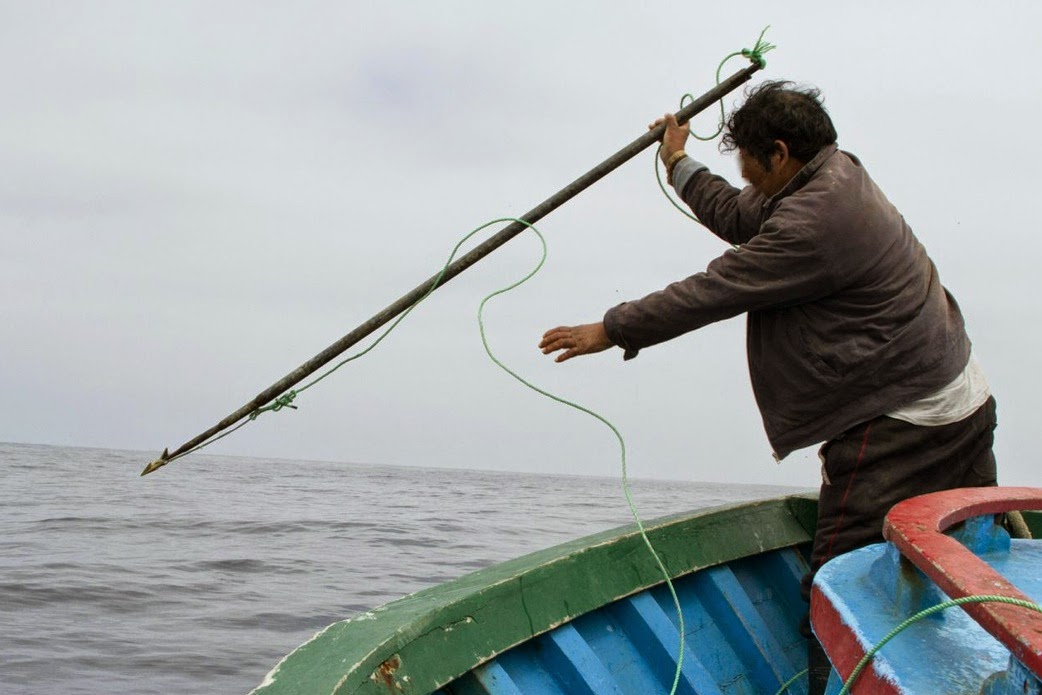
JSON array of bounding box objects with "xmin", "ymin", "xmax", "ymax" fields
[{"xmin": 0, "ymin": 441, "xmax": 806, "ymax": 695}]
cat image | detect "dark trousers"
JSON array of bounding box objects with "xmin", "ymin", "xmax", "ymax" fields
[{"xmin": 800, "ymin": 396, "xmax": 998, "ymax": 693}]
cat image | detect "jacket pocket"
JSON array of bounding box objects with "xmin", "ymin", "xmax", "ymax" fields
[{"xmin": 798, "ymin": 324, "xmax": 842, "ymax": 382}]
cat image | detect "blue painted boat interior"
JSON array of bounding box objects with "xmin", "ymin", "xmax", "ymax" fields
[
  {"xmin": 436, "ymin": 547, "xmax": 811, "ymax": 695},
  {"xmin": 815, "ymin": 515, "xmax": 1042, "ymax": 694}
]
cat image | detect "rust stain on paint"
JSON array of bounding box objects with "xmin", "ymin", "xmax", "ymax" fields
[{"xmin": 372, "ymin": 654, "xmax": 403, "ymax": 691}]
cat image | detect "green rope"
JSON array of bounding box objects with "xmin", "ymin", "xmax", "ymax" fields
[
  {"xmin": 773, "ymin": 595, "xmax": 1042, "ymax": 694},
  {"xmin": 472, "ymin": 220, "xmax": 687, "ymax": 695},
  {"xmin": 159, "ymin": 38, "xmax": 782, "ymax": 690},
  {"xmin": 654, "ymin": 26, "xmax": 774, "ymax": 226},
  {"xmin": 689, "ymin": 26, "xmax": 775, "ymax": 142},
  {"xmin": 163, "ymin": 27, "xmax": 773, "ymax": 468},
  {"xmin": 154, "ymin": 39, "xmax": 785, "ymax": 694},
  {"xmin": 773, "ymin": 668, "xmax": 808, "ymax": 695},
  {"xmin": 166, "ymin": 214, "xmax": 689, "ymax": 693},
  {"xmin": 836, "ymin": 594, "xmax": 1042, "ymax": 694},
  {"xmin": 159, "ymin": 217, "xmax": 517, "ymax": 465},
  {"xmin": 153, "ymin": 30, "xmax": 1041, "ymax": 695},
  {"xmin": 251, "ymin": 391, "xmax": 298, "ymax": 417}
]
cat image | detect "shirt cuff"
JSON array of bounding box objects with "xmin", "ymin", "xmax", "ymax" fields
[
  {"xmin": 603, "ymin": 305, "xmax": 640, "ymax": 361},
  {"xmin": 671, "ymin": 156, "xmax": 709, "ymax": 196}
]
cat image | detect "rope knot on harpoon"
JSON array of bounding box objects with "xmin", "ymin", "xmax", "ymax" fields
[{"xmin": 249, "ymin": 390, "xmax": 298, "ymax": 420}]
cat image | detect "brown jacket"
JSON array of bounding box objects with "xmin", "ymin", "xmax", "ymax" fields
[{"xmin": 603, "ymin": 144, "xmax": 971, "ymax": 459}]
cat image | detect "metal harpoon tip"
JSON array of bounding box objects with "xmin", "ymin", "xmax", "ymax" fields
[{"xmin": 140, "ymin": 448, "xmax": 170, "ymax": 476}]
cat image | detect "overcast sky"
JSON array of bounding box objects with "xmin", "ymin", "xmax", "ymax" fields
[{"xmin": 3, "ymin": 2, "xmax": 1040, "ymax": 489}]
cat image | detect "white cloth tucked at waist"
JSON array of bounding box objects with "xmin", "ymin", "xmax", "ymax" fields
[{"xmin": 887, "ymin": 353, "xmax": 990, "ymax": 426}]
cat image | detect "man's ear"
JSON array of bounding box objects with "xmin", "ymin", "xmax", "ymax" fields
[{"xmin": 772, "ymin": 139, "xmax": 790, "ymax": 167}]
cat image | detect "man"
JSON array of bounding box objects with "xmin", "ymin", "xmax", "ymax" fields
[{"xmin": 538, "ymin": 81, "xmax": 996, "ymax": 694}]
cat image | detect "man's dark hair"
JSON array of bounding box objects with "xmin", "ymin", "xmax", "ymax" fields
[{"xmin": 721, "ymin": 81, "xmax": 837, "ymax": 171}]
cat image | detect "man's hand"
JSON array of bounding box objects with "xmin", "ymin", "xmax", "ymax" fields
[
  {"xmin": 649, "ymin": 113, "xmax": 690, "ymax": 165},
  {"xmin": 539, "ymin": 322, "xmax": 613, "ymax": 363}
]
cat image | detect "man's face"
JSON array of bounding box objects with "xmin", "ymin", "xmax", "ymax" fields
[{"xmin": 738, "ymin": 146, "xmax": 794, "ymax": 198}]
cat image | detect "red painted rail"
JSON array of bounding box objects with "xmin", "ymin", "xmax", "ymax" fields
[{"xmin": 883, "ymin": 486, "xmax": 1042, "ymax": 677}]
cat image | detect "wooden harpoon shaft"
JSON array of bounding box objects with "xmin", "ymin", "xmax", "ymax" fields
[{"xmin": 143, "ymin": 60, "xmax": 763, "ymax": 475}]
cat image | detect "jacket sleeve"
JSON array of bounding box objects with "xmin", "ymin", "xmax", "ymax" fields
[
  {"xmin": 603, "ymin": 216, "xmax": 837, "ymax": 359},
  {"xmin": 673, "ymin": 162, "xmax": 767, "ymax": 246}
]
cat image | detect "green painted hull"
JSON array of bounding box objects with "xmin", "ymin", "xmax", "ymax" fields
[{"xmin": 252, "ymin": 494, "xmax": 819, "ymax": 695}]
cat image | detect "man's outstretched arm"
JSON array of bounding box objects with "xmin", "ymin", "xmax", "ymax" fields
[{"xmin": 539, "ymin": 323, "xmax": 613, "ymax": 363}]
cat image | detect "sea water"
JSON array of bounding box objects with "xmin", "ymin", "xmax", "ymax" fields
[{"xmin": 0, "ymin": 442, "xmax": 804, "ymax": 694}]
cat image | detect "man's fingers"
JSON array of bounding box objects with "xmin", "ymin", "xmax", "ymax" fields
[
  {"xmin": 539, "ymin": 327, "xmax": 574, "ymax": 349},
  {"xmin": 555, "ymin": 349, "xmax": 577, "ymax": 363},
  {"xmin": 540, "ymin": 326, "xmax": 569, "ymax": 342},
  {"xmin": 537, "ymin": 327, "xmax": 579, "ymax": 348},
  {"xmin": 541, "ymin": 322, "xmax": 609, "ymax": 361},
  {"xmin": 541, "ymin": 335, "xmax": 575, "ymax": 354}
]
